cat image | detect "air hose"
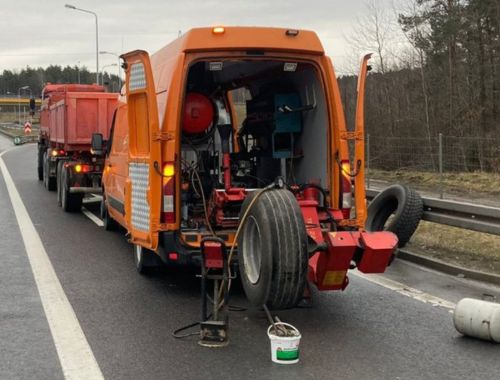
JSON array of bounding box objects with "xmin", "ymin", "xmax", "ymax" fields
[{"xmin": 172, "ymin": 179, "xmax": 282, "ymax": 339}]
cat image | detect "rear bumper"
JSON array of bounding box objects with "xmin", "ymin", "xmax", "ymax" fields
[
  {"xmin": 159, "ymin": 231, "xmax": 201, "ymax": 266},
  {"xmin": 158, "ymin": 232, "xmax": 241, "ymax": 276}
]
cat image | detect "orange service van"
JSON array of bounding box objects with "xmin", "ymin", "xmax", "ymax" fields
[{"xmin": 97, "ymin": 27, "xmax": 397, "ymax": 309}]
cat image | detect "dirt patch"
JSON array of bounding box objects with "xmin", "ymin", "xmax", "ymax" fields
[{"xmin": 405, "ymin": 221, "xmax": 500, "ymax": 275}]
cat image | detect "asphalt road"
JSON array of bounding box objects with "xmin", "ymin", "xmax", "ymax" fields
[{"xmin": 1, "ymin": 137, "xmax": 499, "ymax": 380}]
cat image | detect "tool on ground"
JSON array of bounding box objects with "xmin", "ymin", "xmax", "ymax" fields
[{"xmin": 199, "ymin": 236, "xmax": 231, "ymax": 347}]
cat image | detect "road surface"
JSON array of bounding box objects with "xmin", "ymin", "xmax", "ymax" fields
[{"xmin": 1, "ymin": 136, "xmax": 499, "ymax": 380}]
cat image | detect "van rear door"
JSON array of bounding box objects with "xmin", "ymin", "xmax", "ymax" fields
[{"xmin": 121, "ymin": 50, "xmax": 162, "ymax": 250}]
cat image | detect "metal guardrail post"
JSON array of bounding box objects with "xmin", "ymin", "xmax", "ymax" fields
[
  {"xmin": 439, "ymin": 133, "xmax": 443, "ymax": 199},
  {"xmin": 366, "ymin": 133, "xmax": 370, "ymax": 189}
]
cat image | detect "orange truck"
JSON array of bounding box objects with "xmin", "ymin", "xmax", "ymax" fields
[
  {"xmin": 38, "ymin": 84, "xmax": 118, "ymax": 211},
  {"xmin": 97, "ymin": 27, "xmax": 398, "ymax": 309}
]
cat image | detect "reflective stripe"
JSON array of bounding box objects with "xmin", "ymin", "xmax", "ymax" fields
[
  {"xmin": 129, "ymin": 62, "xmax": 146, "ymax": 91},
  {"xmin": 342, "ymin": 192, "xmax": 353, "ymax": 209},
  {"xmin": 130, "ymin": 162, "xmax": 150, "ymax": 232},
  {"xmin": 163, "ymin": 195, "xmax": 174, "ymax": 212}
]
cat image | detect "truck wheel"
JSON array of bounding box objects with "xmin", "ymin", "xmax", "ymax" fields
[
  {"xmin": 134, "ymin": 244, "xmax": 160, "ymax": 274},
  {"xmin": 366, "ymin": 184, "xmax": 423, "ymax": 248},
  {"xmin": 37, "ymin": 146, "xmax": 44, "ymax": 181},
  {"xmin": 237, "ymin": 189, "xmax": 308, "ymax": 310},
  {"xmin": 100, "ymin": 195, "xmax": 117, "ymax": 231},
  {"xmin": 61, "ymin": 166, "xmax": 83, "ymax": 212},
  {"xmin": 43, "ymin": 151, "xmax": 56, "ymax": 191}
]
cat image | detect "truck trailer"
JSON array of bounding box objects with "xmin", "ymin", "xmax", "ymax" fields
[
  {"xmin": 98, "ymin": 27, "xmax": 398, "ymax": 310},
  {"xmin": 38, "ymin": 84, "xmax": 118, "ymax": 212}
]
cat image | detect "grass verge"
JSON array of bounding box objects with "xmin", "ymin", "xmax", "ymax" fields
[
  {"xmin": 406, "ymin": 221, "xmax": 500, "ymax": 275},
  {"xmin": 369, "ymin": 168, "xmax": 500, "ymax": 197}
]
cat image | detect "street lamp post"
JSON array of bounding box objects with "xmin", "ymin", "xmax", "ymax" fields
[
  {"xmin": 77, "ymin": 61, "xmax": 81, "ymax": 84},
  {"xmin": 65, "ymin": 4, "xmax": 99, "ymax": 85},
  {"xmin": 100, "ymin": 51, "xmax": 121, "ymax": 88},
  {"xmin": 101, "ymin": 64, "xmax": 118, "ymax": 90},
  {"xmin": 17, "ymin": 85, "xmax": 30, "ymax": 124},
  {"xmin": 24, "ymin": 88, "xmax": 33, "ymax": 122}
]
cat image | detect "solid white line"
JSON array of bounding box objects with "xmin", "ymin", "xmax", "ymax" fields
[
  {"xmin": 82, "ymin": 195, "xmax": 102, "ymax": 204},
  {"xmin": 351, "ymin": 270, "xmax": 456, "ymax": 310},
  {"xmin": 0, "ymin": 151, "xmax": 104, "ymax": 380},
  {"xmin": 82, "ymin": 207, "xmax": 104, "ymax": 227}
]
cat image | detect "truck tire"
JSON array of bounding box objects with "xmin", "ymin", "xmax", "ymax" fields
[
  {"xmin": 100, "ymin": 194, "xmax": 117, "ymax": 231},
  {"xmin": 43, "ymin": 151, "xmax": 56, "ymax": 191},
  {"xmin": 56, "ymin": 161, "xmax": 64, "ymax": 206},
  {"xmin": 37, "ymin": 145, "xmax": 44, "ymax": 181},
  {"xmin": 237, "ymin": 189, "xmax": 308, "ymax": 310},
  {"xmin": 366, "ymin": 184, "xmax": 423, "ymax": 248},
  {"xmin": 134, "ymin": 244, "xmax": 160, "ymax": 274},
  {"xmin": 61, "ymin": 166, "xmax": 83, "ymax": 212}
]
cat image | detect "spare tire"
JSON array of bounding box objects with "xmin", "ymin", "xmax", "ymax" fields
[
  {"xmin": 237, "ymin": 189, "xmax": 308, "ymax": 310},
  {"xmin": 366, "ymin": 184, "xmax": 423, "ymax": 248}
]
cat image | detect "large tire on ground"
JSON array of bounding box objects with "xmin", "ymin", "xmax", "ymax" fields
[
  {"xmin": 100, "ymin": 194, "xmax": 118, "ymax": 231},
  {"xmin": 366, "ymin": 184, "xmax": 423, "ymax": 248},
  {"xmin": 37, "ymin": 145, "xmax": 44, "ymax": 181},
  {"xmin": 43, "ymin": 151, "xmax": 56, "ymax": 191},
  {"xmin": 133, "ymin": 244, "xmax": 161, "ymax": 274},
  {"xmin": 237, "ymin": 188, "xmax": 308, "ymax": 310},
  {"xmin": 60, "ymin": 166, "xmax": 83, "ymax": 212}
]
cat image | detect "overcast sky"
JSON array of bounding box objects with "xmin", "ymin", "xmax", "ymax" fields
[{"xmin": 0, "ymin": 0, "xmax": 393, "ymax": 75}]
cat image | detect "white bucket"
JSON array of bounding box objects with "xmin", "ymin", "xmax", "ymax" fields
[{"xmin": 267, "ymin": 322, "xmax": 301, "ymax": 364}]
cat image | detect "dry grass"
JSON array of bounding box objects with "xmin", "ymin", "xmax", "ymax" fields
[
  {"xmin": 0, "ymin": 112, "xmax": 40, "ymax": 124},
  {"xmin": 0, "ymin": 125, "xmax": 39, "ymax": 138},
  {"xmin": 369, "ymin": 168, "xmax": 500, "ymax": 197},
  {"xmin": 406, "ymin": 221, "xmax": 500, "ymax": 275}
]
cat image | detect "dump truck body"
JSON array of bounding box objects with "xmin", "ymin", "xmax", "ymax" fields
[
  {"xmin": 102, "ymin": 27, "xmax": 398, "ymax": 308},
  {"xmin": 37, "ymin": 84, "xmax": 119, "ymax": 211}
]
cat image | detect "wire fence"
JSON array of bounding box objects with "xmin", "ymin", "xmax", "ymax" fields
[{"xmin": 366, "ymin": 134, "xmax": 500, "ymax": 202}]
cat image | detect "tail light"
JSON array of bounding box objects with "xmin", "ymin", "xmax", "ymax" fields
[
  {"xmin": 74, "ymin": 164, "xmax": 92, "ymax": 173},
  {"xmin": 162, "ymin": 163, "xmax": 175, "ymax": 224},
  {"xmin": 340, "ymin": 160, "xmax": 352, "ymax": 219},
  {"xmin": 50, "ymin": 149, "xmax": 65, "ymax": 157}
]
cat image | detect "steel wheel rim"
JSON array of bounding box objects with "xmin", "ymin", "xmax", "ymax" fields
[{"xmin": 242, "ymin": 215, "xmax": 262, "ymax": 285}]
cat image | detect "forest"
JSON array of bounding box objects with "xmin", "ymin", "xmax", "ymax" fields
[
  {"xmin": 340, "ymin": 0, "xmax": 499, "ymax": 172},
  {"xmin": 1, "ymin": 0, "xmax": 498, "ymax": 172},
  {"xmin": 0, "ymin": 65, "xmax": 120, "ymax": 96}
]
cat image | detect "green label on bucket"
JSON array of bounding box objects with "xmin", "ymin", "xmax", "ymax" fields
[{"xmin": 276, "ymin": 349, "xmax": 299, "ymax": 361}]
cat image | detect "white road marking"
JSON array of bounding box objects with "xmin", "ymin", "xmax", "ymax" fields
[
  {"xmin": 82, "ymin": 207, "xmax": 104, "ymax": 227},
  {"xmin": 83, "ymin": 194, "xmax": 102, "ymax": 204},
  {"xmin": 0, "ymin": 150, "xmax": 104, "ymax": 380},
  {"xmin": 352, "ymin": 270, "xmax": 456, "ymax": 310}
]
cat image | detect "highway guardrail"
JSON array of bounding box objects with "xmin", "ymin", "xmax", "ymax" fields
[{"xmin": 367, "ymin": 189, "xmax": 500, "ymax": 236}]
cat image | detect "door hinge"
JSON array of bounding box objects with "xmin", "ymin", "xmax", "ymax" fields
[
  {"xmin": 151, "ymin": 222, "xmax": 169, "ymax": 232},
  {"xmin": 340, "ymin": 131, "xmax": 363, "ymax": 141},
  {"xmin": 152, "ymin": 132, "xmax": 174, "ymax": 141}
]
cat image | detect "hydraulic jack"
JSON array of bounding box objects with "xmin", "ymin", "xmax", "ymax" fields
[{"xmin": 199, "ymin": 237, "xmax": 230, "ymax": 347}]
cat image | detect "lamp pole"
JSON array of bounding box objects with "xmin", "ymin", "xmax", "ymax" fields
[
  {"xmin": 65, "ymin": 4, "xmax": 99, "ymax": 85},
  {"xmin": 101, "ymin": 64, "xmax": 118, "ymax": 90},
  {"xmin": 17, "ymin": 85, "xmax": 29, "ymax": 124},
  {"xmin": 100, "ymin": 51, "xmax": 121, "ymax": 88}
]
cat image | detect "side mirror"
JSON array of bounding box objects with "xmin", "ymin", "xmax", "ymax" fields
[{"xmin": 91, "ymin": 133, "xmax": 104, "ymax": 155}]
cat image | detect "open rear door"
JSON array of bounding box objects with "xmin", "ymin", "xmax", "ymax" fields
[
  {"xmin": 121, "ymin": 50, "xmax": 162, "ymax": 250},
  {"xmin": 353, "ymin": 53, "xmax": 372, "ymax": 228}
]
